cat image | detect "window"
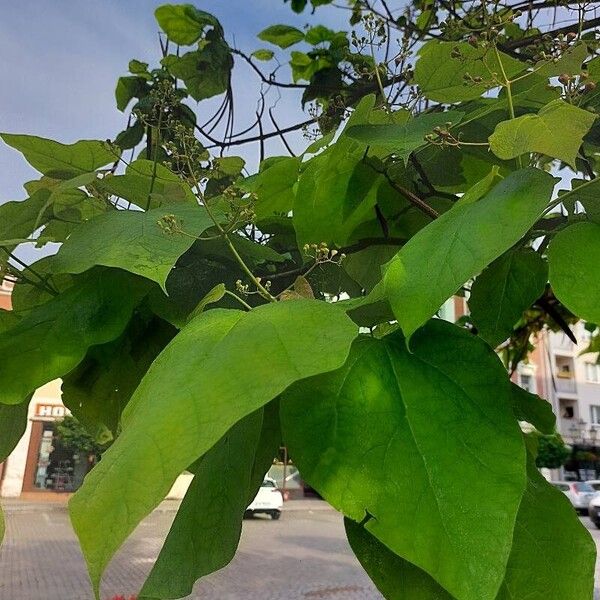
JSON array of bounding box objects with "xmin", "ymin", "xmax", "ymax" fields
[
  {"xmin": 586, "ymin": 363, "xmax": 600, "ymax": 383},
  {"xmin": 591, "ymin": 406, "xmax": 600, "ymax": 425},
  {"xmin": 261, "ymin": 480, "xmax": 276, "ymax": 488},
  {"xmin": 574, "ymin": 482, "xmax": 595, "ymax": 493},
  {"xmin": 519, "ymin": 374, "xmax": 535, "ymax": 394},
  {"xmin": 562, "ymin": 405, "xmax": 574, "ymax": 419}
]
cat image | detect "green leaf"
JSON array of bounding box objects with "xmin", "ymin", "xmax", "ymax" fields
[
  {"xmin": 62, "ymin": 315, "xmax": 175, "ymax": 444},
  {"xmin": 345, "ymin": 111, "xmax": 464, "ymax": 163},
  {"xmin": 548, "ymin": 221, "xmax": 600, "ymax": 324},
  {"xmin": 0, "ymin": 269, "xmax": 147, "ymax": 405},
  {"xmin": 343, "ymin": 245, "xmax": 400, "ymax": 292},
  {"xmin": 163, "ymin": 40, "xmax": 232, "ymax": 102},
  {"xmin": 139, "ymin": 404, "xmax": 280, "ymax": 599},
  {"xmin": 455, "ymin": 166, "xmax": 501, "ymax": 207},
  {"xmin": 489, "ymin": 100, "xmax": 596, "ymax": 168},
  {"xmin": 115, "ymin": 121, "xmax": 145, "ymax": 150},
  {"xmin": 0, "ymin": 400, "xmax": 29, "ymax": 461},
  {"xmin": 305, "ymin": 25, "xmax": 337, "ymax": 45},
  {"xmin": 383, "ymin": 168, "xmax": 556, "ymax": 340},
  {"xmin": 281, "ymin": 320, "xmax": 526, "ymax": 600},
  {"xmin": 560, "ymin": 178, "xmax": 600, "ymax": 224},
  {"xmin": 115, "ymin": 76, "xmax": 147, "ymax": 112},
  {"xmin": 155, "ymin": 4, "xmax": 222, "ymax": 45},
  {"xmin": 495, "ymin": 446, "xmax": 595, "ymax": 600},
  {"xmin": 413, "ymin": 41, "xmax": 524, "ymax": 103},
  {"xmin": 345, "ymin": 443, "xmax": 595, "ymax": 600},
  {"xmin": 293, "ymin": 95, "xmax": 383, "ymax": 247},
  {"xmin": 0, "ymin": 134, "xmax": 116, "ymax": 179},
  {"xmin": 69, "ymin": 300, "xmax": 357, "ymax": 594},
  {"xmin": 51, "ymin": 204, "xmax": 220, "ymax": 292},
  {"xmin": 251, "ymin": 49, "xmax": 275, "ymax": 61},
  {"xmin": 0, "ymin": 190, "xmax": 52, "ymax": 260},
  {"xmin": 510, "ymin": 383, "xmax": 555, "ymax": 435},
  {"xmin": 98, "ymin": 159, "xmax": 197, "ymax": 209},
  {"xmin": 535, "ymin": 42, "xmax": 588, "ymax": 78},
  {"xmin": 345, "ymin": 518, "xmax": 454, "ymax": 600},
  {"xmin": 247, "ymin": 156, "xmax": 300, "ymax": 219},
  {"xmin": 258, "ymin": 24, "xmax": 305, "ymax": 49},
  {"xmin": 469, "ymin": 248, "xmax": 548, "ymax": 348},
  {"xmin": 186, "ymin": 283, "xmax": 226, "ymax": 322}
]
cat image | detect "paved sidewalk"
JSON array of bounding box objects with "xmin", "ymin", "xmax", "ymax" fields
[
  {"xmin": 1, "ymin": 499, "xmax": 598, "ymax": 599},
  {"xmin": 0, "ymin": 499, "xmax": 381, "ymax": 600}
]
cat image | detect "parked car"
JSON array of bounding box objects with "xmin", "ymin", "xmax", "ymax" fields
[
  {"xmin": 589, "ymin": 495, "xmax": 600, "ymax": 528},
  {"xmin": 585, "ymin": 479, "xmax": 600, "ymax": 491},
  {"xmin": 551, "ymin": 481, "xmax": 597, "ymax": 514},
  {"xmin": 246, "ymin": 477, "xmax": 283, "ymax": 520}
]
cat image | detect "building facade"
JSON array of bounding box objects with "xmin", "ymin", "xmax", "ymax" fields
[{"xmin": 520, "ymin": 323, "xmax": 600, "ymax": 480}]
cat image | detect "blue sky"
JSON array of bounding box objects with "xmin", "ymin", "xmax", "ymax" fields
[{"xmin": 0, "ymin": 0, "xmax": 347, "ymax": 203}]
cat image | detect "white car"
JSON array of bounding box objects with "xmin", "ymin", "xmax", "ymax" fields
[
  {"xmin": 246, "ymin": 477, "xmax": 283, "ymax": 520},
  {"xmin": 551, "ymin": 481, "xmax": 597, "ymax": 514},
  {"xmin": 585, "ymin": 479, "xmax": 600, "ymax": 492}
]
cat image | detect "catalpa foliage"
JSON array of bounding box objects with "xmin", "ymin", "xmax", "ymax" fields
[{"xmin": 1, "ymin": 2, "xmax": 599, "ymax": 599}]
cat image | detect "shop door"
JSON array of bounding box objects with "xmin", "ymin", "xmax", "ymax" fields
[{"xmin": 22, "ymin": 421, "xmax": 91, "ymax": 493}]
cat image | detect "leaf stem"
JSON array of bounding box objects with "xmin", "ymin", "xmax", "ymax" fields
[
  {"xmin": 181, "ymin": 138, "xmax": 276, "ymax": 303},
  {"xmin": 146, "ymin": 110, "xmax": 164, "ymax": 211},
  {"xmin": 494, "ymin": 45, "xmax": 523, "ymax": 169},
  {"xmin": 224, "ymin": 289, "xmax": 252, "ymax": 311}
]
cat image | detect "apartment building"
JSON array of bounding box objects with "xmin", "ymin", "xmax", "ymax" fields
[{"xmin": 517, "ymin": 323, "xmax": 600, "ymax": 480}]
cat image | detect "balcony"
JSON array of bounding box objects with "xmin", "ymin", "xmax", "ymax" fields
[
  {"xmin": 553, "ymin": 332, "xmax": 575, "ymax": 353},
  {"xmin": 556, "ymin": 376, "xmax": 577, "ymax": 394}
]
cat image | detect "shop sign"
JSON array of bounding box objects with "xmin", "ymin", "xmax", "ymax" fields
[{"xmin": 35, "ymin": 404, "xmax": 71, "ymax": 418}]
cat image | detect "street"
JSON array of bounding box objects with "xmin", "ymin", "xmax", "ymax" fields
[
  {"xmin": 0, "ymin": 500, "xmax": 381, "ymax": 600},
  {"xmin": 0, "ymin": 500, "xmax": 598, "ymax": 600}
]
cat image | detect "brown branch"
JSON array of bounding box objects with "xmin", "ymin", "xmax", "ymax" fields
[
  {"xmin": 503, "ymin": 16, "xmax": 600, "ymax": 49},
  {"xmin": 366, "ymin": 159, "xmax": 440, "ymax": 219}
]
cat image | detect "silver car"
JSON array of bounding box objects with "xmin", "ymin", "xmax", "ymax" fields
[{"xmin": 552, "ymin": 481, "xmax": 597, "ymax": 513}]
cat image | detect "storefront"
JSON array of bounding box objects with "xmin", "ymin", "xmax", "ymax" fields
[{"xmin": 0, "ymin": 381, "xmax": 91, "ymax": 497}]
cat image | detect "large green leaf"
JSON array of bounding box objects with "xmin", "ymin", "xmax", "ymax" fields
[
  {"xmin": 52, "ymin": 204, "xmax": 219, "ymax": 292},
  {"xmin": 548, "ymin": 222, "xmax": 600, "ymax": 324},
  {"xmin": 0, "ymin": 269, "xmax": 147, "ymax": 405},
  {"xmin": 495, "ymin": 444, "xmax": 595, "ymax": 600},
  {"xmin": 62, "ymin": 315, "xmax": 175, "ymax": 444},
  {"xmin": 281, "ymin": 320, "xmax": 526, "ymax": 600},
  {"xmin": 293, "ymin": 95, "xmax": 384, "ymax": 247},
  {"xmin": 258, "ymin": 24, "xmax": 304, "ymax": 48},
  {"xmin": 140, "ymin": 403, "xmax": 280, "ymax": 599},
  {"xmin": 0, "ymin": 134, "xmax": 116, "ymax": 179},
  {"xmin": 345, "ymin": 111, "xmax": 464, "ymax": 163},
  {"xmin": 345, "ymin": 518, "xmax": 454, "ymax": 600},
  {"xmin": 383, "ymin": 168, "xmax": 556, "ymax": 340},
  {"xmin": 345, "ymin": 444, "xmax": 594, "ymax": 600},
  {"xmin": 69, "ymin": 300, "xmax": 357, "ymax": 595},
  {"xmin": 489, "ymin": 100, "xmax": 595, "ymax": 168},
  {"xmin": 413, "ymin": 41, "xmax": 524, "ymax": 103},
  {"xmin": 469, "ymin": 248, "xmax": 548, "ymax": 348},
  {"xmin": 155, "ymin": 4, "xmax": 222, "ymax": 45}
]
